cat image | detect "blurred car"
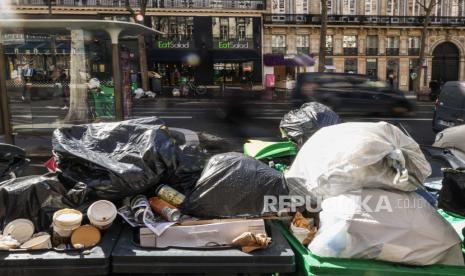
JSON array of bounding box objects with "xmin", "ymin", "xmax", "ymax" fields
[
  {"xmin": 433, "ymin": 81, "xmax": 465, "ymax": 132},
  {"xmin": 293, "ymin": 72, "xmax": 415, "ymax": 115}
]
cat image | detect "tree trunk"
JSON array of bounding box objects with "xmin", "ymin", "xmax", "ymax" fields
[
  {"xmin": 318, "ymin": 0, "xmax": 328, "ymax": 72},
  {"xmin": 415, "ymin": 1, "xmax": 436, "ymax": 96},
  {"xmin": 65, "ymin": 29, "xmax": 88, "ymax": 123},
  {"xmin": 138, "ymin": 35, "xmax": 149, "ymax": 91}
]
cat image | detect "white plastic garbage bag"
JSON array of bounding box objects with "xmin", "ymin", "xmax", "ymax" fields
[
  {"xmin": 285, "ymin": 122, "xmax": 431, "ymax": 199},
  {"xmin": 434, "ymin": 124, "xmax": 465, "ymax": 164},
  {"xmin": 309, "ymin": 189, "xmax": 464, "ymax": 266}
]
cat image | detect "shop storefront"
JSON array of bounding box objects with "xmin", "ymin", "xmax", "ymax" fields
[
  {"xmin": 263, "ymin": 53, "xmax": 315, "ymax": 89},
  {"xmin": 149, "ymin": 16, "xmax": 262, "ymax": 88},
  {"xmin": 0, "ymin": 19, "xmax": 158, "ymax": 145}
]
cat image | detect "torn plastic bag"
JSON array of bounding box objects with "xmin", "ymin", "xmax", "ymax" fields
[
  {"xmin": 180, "ymin": 152, "xmax": 288, "ymax": 218},
  {"xmin": 0, "ymin": 143, "xmax": 29, "ymax": 181},
  {"xmin": 0, "ymin": 174, "xmax": 84, "ymax": 231},
  {"xmin": 309, "ymin": 189, "xmax": 464, "ymax": 266},
  {"xmin": 53, "ymin": 117, "xmax": 204, "ymax": 200},
  {"xmin": 279, "ymin": 102, "xmax": 342, "ymax": 146},
  {"xmin": 285, "ymin": 122, "xmax": 431, "ymax": 200},
  {"xmin": 438, "ymin": 169, "xmax": 465, "ymax": 217}
]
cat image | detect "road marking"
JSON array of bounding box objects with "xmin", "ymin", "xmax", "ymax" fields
[
  {"xmin": 252, "ymin": 116, "xmax": 432, "ymax": 121},
  {"xmin": 135, "ymin": 116, "xmax": 193, "ymax": 119}
]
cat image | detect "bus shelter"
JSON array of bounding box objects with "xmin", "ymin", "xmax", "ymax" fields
[{"xmin": 0, "ymin": 19, "xmax": 160, "ymax": 144}]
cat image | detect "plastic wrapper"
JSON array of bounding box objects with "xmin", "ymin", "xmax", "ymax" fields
[
  {"xmin": 438, "ymin": 169, "xmax": 465, "ymax": 217},
  {"xmin": 309, "ymin": 189, "xmax": 464, "ymax": 266},
  {"xmin": 0, "ymin": 174, "xmax": 80, "ymax": 231},
  {"xmin": 52, "ymin": 117, "xmax": 205, "ymax": 200},
  {"xmin": 285, "ymin": 122, "xmax": 431, "ymax": 199},
  {"xmin": 181, "ymin": 152, "xmax": 288, "ymax": 218},
  {"xmin": 279, "ymin": 102, "xmax": 342, "ymax": 146}
]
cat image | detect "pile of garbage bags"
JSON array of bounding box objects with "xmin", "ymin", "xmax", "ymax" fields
[
  {"xmin": 0, "ymin": 117, "xmax": 207, "ymax": 232},
  {"xmin": 286, "ymin": 121, "xmax": 464, "ymax": 266},
  {"xmin": 53, "ymin": 117, "xmax": 206, "ymax": 200}
]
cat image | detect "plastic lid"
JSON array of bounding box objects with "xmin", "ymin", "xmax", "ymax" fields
[
  {"xmin": 53, "ymin": 209, "xmax": 83, "ymax": 226},
  {"xmin": 88, "ymin": 200, "xmax": 117, "ymax": 222},
  {"xmin": 3, "ymin": 219, "xmax": 34, "ymax": 243},
  {"xmin": 20, "ymin": 234, "xmax": 51, "ymax": 249},
  {"xmin": 71, "ymin": 225, "xmax": 101, "ymax": 249}
]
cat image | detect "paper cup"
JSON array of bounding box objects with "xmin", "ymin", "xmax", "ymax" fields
[
  {"xmin": 87, "ymin": 200, "xmax": 117, "ymax": 231},
  {"xmin": 20, "ymin": 234, "xmax": 52, "ymax": 250},
  {"xmin": 52, "ymin": 209, "xmax": 82, "ymax": 238},
  {"xmin": 3, "ymin": 219, "xmax": 35, "ymax": 243}
]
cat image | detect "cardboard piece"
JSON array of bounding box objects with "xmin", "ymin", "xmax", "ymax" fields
[{"xmin": 140, "ymin": 219, "xmax": 266, "ymax": 248}]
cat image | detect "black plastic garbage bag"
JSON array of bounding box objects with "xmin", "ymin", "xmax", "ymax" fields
[
  {"xmin": 53, "ymin": 117, "xmax": 204, "ymax": 200},
  {"xmin": 162, "ymin": 145, "xmax": 208, "ymax": 195},
  {"xmin": 0, "ymin": 174, "xmax": 81, "ymax": 231},
  {"xmin": 438, "ymin": 169, "xmax": 465, "ymax": 216},
  {"xmin": 279, "ymin": 102, "xmax": 342, "ymax": 146},
  {"xmin": 0, "ymin": 143, "xmax": 28, "ymax": 182},
  {"xmin": 180, "ymin": 152, "xmax": 288, "ymax": 218}
]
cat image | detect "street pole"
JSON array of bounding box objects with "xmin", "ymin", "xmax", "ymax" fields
[
  {"xmin": 0, "ymin": 30, "xmax": 14, "ymax": 144},
  {"xmin": 108, "ymin": 28, "xmax": 124, "ymax": 121}
]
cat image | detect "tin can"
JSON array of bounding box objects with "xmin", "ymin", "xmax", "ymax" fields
[
  {"xmin": 155, "ymin": 185, "xmax": 185, "ymax": 207},
  {"xmin": 149, "ymin": 197, "xmax": 181, "ymax": 222}
]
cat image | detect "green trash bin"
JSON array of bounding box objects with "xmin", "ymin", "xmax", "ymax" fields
[
  {"xmin": 91, "ymin": 85, "xmax": 114, "ymax": 118},
  {"xmin": 243, "ymin": 140, "xmax": 297, "ymax": 160},
  {"xmin": 273, "ymin": 217, "xmax": 465, "ymax": 276}
]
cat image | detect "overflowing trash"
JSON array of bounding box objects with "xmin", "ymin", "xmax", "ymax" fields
[
  {"xmin": 279, "ymin": 102, "xmax": 342, "ymax": 147},
  {"xmin": 1, "ymin": 107, "xmax": 465, "ymax": 271}
]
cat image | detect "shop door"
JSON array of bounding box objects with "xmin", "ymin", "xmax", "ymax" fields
[{"xmin": 432, "ymin": 42, "xmax": 459, "ymax": 83}]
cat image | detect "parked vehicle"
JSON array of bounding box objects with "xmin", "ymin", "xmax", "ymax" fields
[
  {"xmin": 433, "ymin": 81, "xmax": 465, "ymax": 132},
  {"xmin": 293, "ymin": 73, "xmax": 415, "ymax": 115}
]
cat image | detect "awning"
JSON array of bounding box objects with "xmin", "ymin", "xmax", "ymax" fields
[
  {"xmin": 211, "ymin": 50, "xmax": 261, "ymax": 62},
  {"xmin": 264, "ymin": 54, "xmax": 315, "ymax": 67}
]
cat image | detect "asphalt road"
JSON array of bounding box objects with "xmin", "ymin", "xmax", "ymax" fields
[{"xmin": 7, "ymin": 92, "xmax": 437, "ymax": 154}]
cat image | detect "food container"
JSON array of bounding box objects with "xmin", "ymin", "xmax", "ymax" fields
[
  {"xmin": 87, "ymin": 200, "xmax": 117, "ymax": 230},
  {"xmin": 71, "ymin": 225, "xmax": 101, "ymax": 249},
  {"xmin": 52, "ymin": 209, "xmax": 83, "ymax": 238},
  {"xmin": 3, "ymin": 219, "xmax": 35, "ymax": 243},
  {"xmin": 20, "ymin": 234, "xmax": 52, "ymax": 250}
]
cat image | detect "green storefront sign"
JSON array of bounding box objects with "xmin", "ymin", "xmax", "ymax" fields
[
  {"xmin": 156, "ymin": 40, "xmax": 191, "ymax": 49},
  {"xmin": 217, "ymin": 40, "xmax": 251, "ymax": 49}
]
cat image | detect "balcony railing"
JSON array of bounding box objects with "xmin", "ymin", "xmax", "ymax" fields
[
  {"xmin": 408, "ymin": 48, "xmax": 420, "ymax": 56},
  {"xmin": 343, "ymin": 47, "xmax": 358, "ymax": 56},
  {"xmin": 263, "ymin": 14, "xmax": 465, "ymax": 27},
  {"xmin": 12, "ymin": 0, "xmax": 266, "ymax": 9},
  {"xmin": 271, "ymin": 47, "xmax": 287, "ymax": 54},
  {"xmin": 386, "ymin": 48, "xmax": 399, "ymax": 56},
  {"xmin": 366, "ymin": 48, "xmax": 378, "ymax": 55}
]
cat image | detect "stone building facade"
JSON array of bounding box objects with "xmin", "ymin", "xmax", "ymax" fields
[{"xmin": 264, "ymin": 0, "xmax": 465, "ymax": 92}]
